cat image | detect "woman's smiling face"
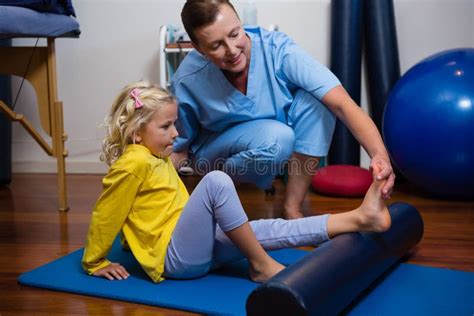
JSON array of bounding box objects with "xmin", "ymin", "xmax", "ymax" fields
[{"xmin": 192, "ymin": 4, "xmax": 251, "ymax": 74}]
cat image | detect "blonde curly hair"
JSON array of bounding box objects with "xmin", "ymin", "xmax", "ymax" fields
[{"xmin": 101, "ymin": 81, "xmax": 176, "ymax": 166}]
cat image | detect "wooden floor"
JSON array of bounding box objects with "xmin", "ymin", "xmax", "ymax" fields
[{"xmin": 0, "ymin": 173, "xmax": 473, "ymax": 315}]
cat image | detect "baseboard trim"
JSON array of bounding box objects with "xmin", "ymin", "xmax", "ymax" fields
[{"xmin": 12, "ymin": 161, "xmax": 108, "ymax": 174}]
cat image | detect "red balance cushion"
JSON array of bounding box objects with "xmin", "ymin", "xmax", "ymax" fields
[{"xmin": 312, "ymin": 165, "xmax": 373, "ymax": 197}]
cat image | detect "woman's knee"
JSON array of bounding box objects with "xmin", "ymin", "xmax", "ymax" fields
[
  {"xmin": 255, "ymin": 121, "xmax": 295, "ymax": 161},
  {"xmin": 275, "ymin": 126, "xmax": 296, "ymax": 160},
  {"xmin": 268, "ymin": 122, "xmax": 295, "ymax": 163}
]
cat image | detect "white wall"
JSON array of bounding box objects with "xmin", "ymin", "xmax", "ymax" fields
[{"xmin": 9, "ymin": 0, "xmax": 474, "ymax": 174}]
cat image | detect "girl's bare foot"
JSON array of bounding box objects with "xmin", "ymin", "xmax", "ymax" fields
[
  {"xmin": 249, "ymin": 258, "xmax": 285, "ymax": 283},
  {"xmin": 356, "ymin": 178, "xmax": 392, "ymax": 232}
]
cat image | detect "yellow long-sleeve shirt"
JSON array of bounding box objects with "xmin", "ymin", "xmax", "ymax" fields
[{"xmin": 82, "ymin": 144, "xmax": 189, "ymax": 283}]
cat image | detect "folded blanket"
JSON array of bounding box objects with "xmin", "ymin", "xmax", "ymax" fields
[
  {"xmin": 1, "ymin": 0, "xmax": 75, "ymax": 16},
  {"xmin": 0, "ymin": 5, "xmax": 80, "ymax": 38}
]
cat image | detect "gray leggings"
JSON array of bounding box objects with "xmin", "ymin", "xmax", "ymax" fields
[{"xmin": 164, "ymin": 171, "xmax": 330, "ymax": 279}]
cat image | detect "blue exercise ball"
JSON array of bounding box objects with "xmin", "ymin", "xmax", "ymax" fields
[{"xmin": 383, "ymin": 48, "xmax": 474, "ymax": 199}]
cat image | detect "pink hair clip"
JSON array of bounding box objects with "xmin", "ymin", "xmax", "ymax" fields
[{"xmin": 130, "ymin": 88, "xmax": 144, "ymax": 109}]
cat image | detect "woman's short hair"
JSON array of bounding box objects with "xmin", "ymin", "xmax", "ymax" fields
[{"xmin": 181, "ymin": 0, "xmax": 239, "ymax": 44}]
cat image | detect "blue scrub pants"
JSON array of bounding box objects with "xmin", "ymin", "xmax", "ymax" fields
[
  {"xmin": 164, "ymin": 171, "xmax": 329, "ymax": 279},
  {"xmin": 191, "ymin": 90, "xmax": 336, "ymax": 189}
]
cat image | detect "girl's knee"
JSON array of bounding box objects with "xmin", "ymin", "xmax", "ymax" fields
[{"xmin": 202, "ymin": 170, "xmax": 234, "ymax": 189}]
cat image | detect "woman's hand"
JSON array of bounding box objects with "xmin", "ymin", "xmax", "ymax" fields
[
  {"xmin": 93, "ymin": 262, "xmax": 130, "ymax": 280},
  {"xmin": 370, "ymin": 155, "xmax": 395, "ymax": 199},
  {"xmin": 170, "ymin": 151, "xmax": 189, "ymax": 169}
]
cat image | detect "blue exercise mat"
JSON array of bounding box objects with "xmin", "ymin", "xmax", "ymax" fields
[{"xmin": 18, "ymin": 238, "xmax": 474, "ymax": 315}]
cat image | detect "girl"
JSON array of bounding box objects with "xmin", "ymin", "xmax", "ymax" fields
[{"xmin": 82, "ymin": 81, "xmax": 391, "ymax": 283}]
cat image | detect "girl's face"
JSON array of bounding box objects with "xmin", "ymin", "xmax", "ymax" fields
[
  {"xmin": 193, "ymin": 4, "xmax": 251, "ymax": 74},
  {"xmin": 137, "ymin": 102, "xmax": 178, "ymax": 158}
]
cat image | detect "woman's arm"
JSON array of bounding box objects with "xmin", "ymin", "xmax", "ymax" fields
[
  {"xmin": 275, "ymin": 34, "xmax": 394, "ymax": 198},
  {"xmin": 322, "ymin": 85, "xmax": 395, "ymax": 199},
  {"xmin": 170, "ymin": 151, "xmax": 189, "ymax": 170}
]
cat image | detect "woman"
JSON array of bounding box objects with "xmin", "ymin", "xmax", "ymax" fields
[{"xmin": 171, "ymin": 0, "xmax": 395, "ymax": 219}]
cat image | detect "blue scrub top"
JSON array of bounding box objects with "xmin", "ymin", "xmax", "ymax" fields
[{"xmin": 171, "ymin": 26, "xmax": 341, "ymax": 154}]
